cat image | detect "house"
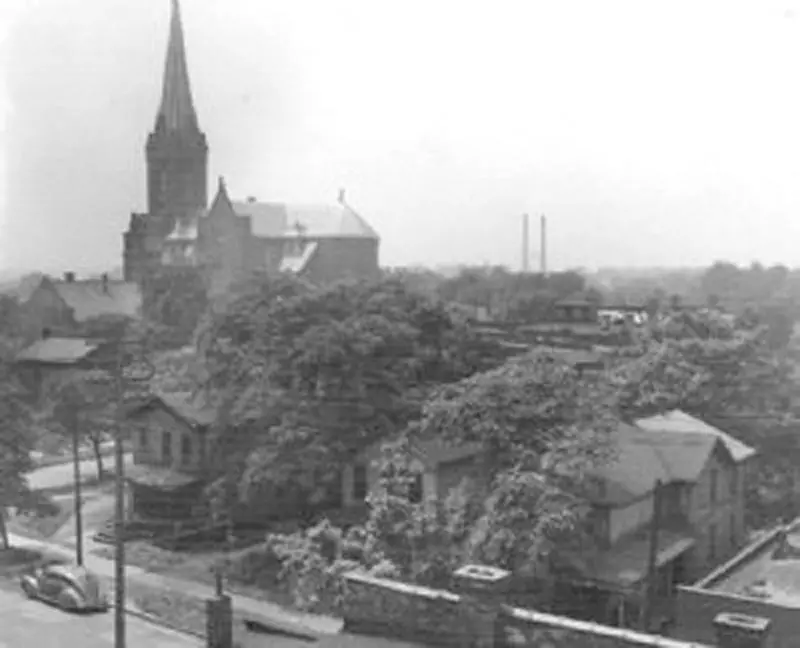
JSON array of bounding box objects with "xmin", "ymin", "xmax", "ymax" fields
[
  {"xmin": 123, "ymin": 392, "xmax": 214, "ymax": 522},
  {"xmin": 13, "ymin": 332, "xmax": 117, "ymax": 405},
  {"xmin": 346, "ymin": 411, "xmax": 755, "ymax": 630},
  {"xmin": 24, "ymin": 272, "xmax": 142, "ymax": 337}
]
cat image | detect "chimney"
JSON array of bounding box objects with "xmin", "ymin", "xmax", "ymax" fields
[
  {"xmin": 452, "ymin": 564, "xmax": 510, "ymax": 648},
  {"xmin": 101, "ymin": 273, "xmax": 109, "ymax": 294},
  {"xmin": 713, "ymin": 612, "xmax": 771, "ymax": 648},
  {"xmin": 338, "ymin": 188, "xmax": 346, "ymax": 204},
  {"xmin": 64, "ymin": 271, "xmax": 75, "ymax": 283}
]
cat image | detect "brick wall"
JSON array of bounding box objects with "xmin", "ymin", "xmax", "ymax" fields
[{"xmin": 341, "ymin": 572, "xmax": 712, "ymax": 647}]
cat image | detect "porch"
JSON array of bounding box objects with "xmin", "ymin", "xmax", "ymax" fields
[{"xmin": 557, "ymin": 528, "xmax": 696, "ymax": 633}]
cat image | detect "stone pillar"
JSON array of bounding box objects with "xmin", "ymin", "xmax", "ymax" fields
[
  {"xmin": 713, "ymin": 612, "xmax": 771, "ymax": 648},
  {"xmin": 452, "ymin": 564, "xmax": 511, "ymax": 648},
  {"xmin": 206, "ymin": 594, "xmax": 233, "ymax": 648}
]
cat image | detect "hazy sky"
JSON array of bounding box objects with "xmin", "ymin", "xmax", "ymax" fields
[{"xmin": 4, "ymin": 0, "xmax": 800, "ymax": 275}]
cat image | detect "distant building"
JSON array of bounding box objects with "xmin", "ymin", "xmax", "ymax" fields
[
  {"xmin": 24, "ymin": 272, "xmax": 142, "ymax": 336},
  {"xmin": 122, "ymin": 0, "xmax": 380, "ymax": 295}
]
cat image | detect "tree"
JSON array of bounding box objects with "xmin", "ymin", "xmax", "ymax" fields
[
  {"xmin": 417, "ymin": 349, "xmax": 620, "ymax": 478},
  {"xmin": 200, "ymin": 273, "xmax": 506, "ymax": 514},
  {"xmin": 0, "ymin": 333, "xmax": 34, "ymax": 548},
  {"xmin": 609, "ymin": 308, "xmax": 793, "ymax": 420}
]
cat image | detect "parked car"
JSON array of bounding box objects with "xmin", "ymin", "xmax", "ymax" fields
[{"xmin": 20, "ymin": 562, "xmax": 109, "ymax": 613}]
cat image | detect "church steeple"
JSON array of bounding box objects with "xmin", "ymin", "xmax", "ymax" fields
[
  {"xmin": 155, "ymin": 0, "xmax": 198, "ymax": 133},
  {"xmin": 145, "ymin": 0, "xmax": 208, "ymax": 226}
]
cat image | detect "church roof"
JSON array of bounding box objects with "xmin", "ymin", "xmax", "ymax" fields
[
  {"xmin": 232, "ymin": 199, "xmax": 380, "ymax": 240},
  {"xmin": 154, "ymin": 0, "xmax": 199, "ymax": 133}
]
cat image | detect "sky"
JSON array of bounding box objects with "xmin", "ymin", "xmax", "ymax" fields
[{"xmin": 3, "ymin": 0, "xmax": 800, "ymax": 276}]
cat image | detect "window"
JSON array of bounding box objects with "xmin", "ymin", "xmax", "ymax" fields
[
  {"xmin": 181, "ymin": 435, "xmax": 192, "ymax": 464},
  {"xmin": 730, "ymin": 466, "xmax": 738, "ymax": 496},
  {"xmin": 162, "ymin": 430, "xmax": 172, "ymax": 463},
  {"xmin": 709, "ymin": 524, "xmax": 717, "ymax": 561},
  {"xmin": 139, "ymin": 428, "xmax": 147, "ymax": 450},
  {"xmin": 710, "ymin": 469, "xmax": 718, "ymax": 503},
  {"xmin": 730, "ymin": 513, "xmax": 737, "ymax": 548},
  {"xmin": 408, "ymin": 473, "xmax": 424, "ymax": 504},
  {"xmin": 353, "ymin": 464, "xmax": 368, "ymax": 501}
]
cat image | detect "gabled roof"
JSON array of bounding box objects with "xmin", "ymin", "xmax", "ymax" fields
[
  {"xmin": 39, "ymin": 277, "xmax": 142, "ymax": 322},
  {"xmin": 127, "ymin": 391, "xmax": 215, "ymax": 428},
  {"xmin": 232, "ymin": 199, "xmax": 379, "ymax": 240},
  {"xmin": 588, "ymin": 420, "xmax": 741, "ymax": 506},
  {"xmin": 15, "ymin": 337, "xmax": 100, "ymax": 365},
  {"xmin": 635, "ymin": 410, "xmax": 756, "ymax": 463}
]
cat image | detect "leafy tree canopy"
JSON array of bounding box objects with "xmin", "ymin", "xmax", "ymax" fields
[{"xmin": 200, "ymin": 273, "xmax": 508, "ymax": 506}]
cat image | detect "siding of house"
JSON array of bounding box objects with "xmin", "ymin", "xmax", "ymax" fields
[
  {"xmin": 609, "ymin": 496, "xmax": 655, "ymax": 544},
  {"xmin": 686, "ymin": 447, "xmax": 746, "ymax": 576},
  {"xmin": 132, "ymin": 408, "xmax": 204, "ymax": 474}
]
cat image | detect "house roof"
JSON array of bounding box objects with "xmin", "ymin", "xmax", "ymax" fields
[
  {"xmin": 127, "ymin": 391, "xmax": 216, "ymax": 428},
  {"xmin": 635, "ymin": 410, "xmax": 756, "ymax": 463},
  {"xmin": 590, "ymin": 424, "xmax": 724, "ymax": 505},
  {"xmin": 45, "ymin": 278, "xmax": 142, "ymax": 322},
  {"xmin": 232, "ymin": 199, "xmax": 380, "ymax": 240},
  {"xmin": 15, "ymin": 337, "xmax": 100, "ymax": 365}
]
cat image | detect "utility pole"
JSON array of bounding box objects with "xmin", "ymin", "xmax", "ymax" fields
[
  {"xmin": 641, "ymin": 479, "xmax": 663, "ymax": 632},
  {"xmin": 70, "ymin": 410, "xmax": 84, "ymax": 566},
  {"xmin": 522, "ymin": 213, "xmax": 530, "ymax": 273}
]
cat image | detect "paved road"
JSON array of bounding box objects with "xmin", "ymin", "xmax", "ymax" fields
[
  {"xmin": 0, "ymin": 585, "xmax": 200, "ymax": 648},
  {"xmin": 28, "ymin": 454, "xmax": 134, "ymax": 491}
]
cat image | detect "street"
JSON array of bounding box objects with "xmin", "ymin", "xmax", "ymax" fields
[
  {"xmin": 28, "ymin": 453, "xmax": 134, "ymax": 491},
  {"xmin": 0, "ymin": 585, "xmax": 200, "ymax": 648}
]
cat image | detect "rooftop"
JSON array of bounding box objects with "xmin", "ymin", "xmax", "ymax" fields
[
  {"xmin": 699, "ymin": 523, "xmax": 800, "ymax": 607},
  {"xmin": 15, "ymin": 337, "xmax": 100, "ymax": 365}
]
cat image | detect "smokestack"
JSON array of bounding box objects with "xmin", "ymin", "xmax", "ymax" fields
[
  {"xmin": 521, "ymin": 214, "xmax": 530, "ymax": 273},
  {"xmin": 540, "ymin": 214, "xmax": 547, "ymax": 276}
]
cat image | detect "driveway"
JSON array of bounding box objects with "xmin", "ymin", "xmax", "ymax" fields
[{"xmin": 28, "ymin": 454, "xmax": 134, "ymax": 491}]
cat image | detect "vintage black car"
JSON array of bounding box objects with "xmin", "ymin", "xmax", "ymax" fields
[{"xmin": 20, "ymin": 561, "xmax": 109, "ymax": 613}]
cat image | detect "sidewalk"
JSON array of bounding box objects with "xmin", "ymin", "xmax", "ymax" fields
[{"xmin": 8, "ymin": 532, "xmax": 343, "ymax": 639}]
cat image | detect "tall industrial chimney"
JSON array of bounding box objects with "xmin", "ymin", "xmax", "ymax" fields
[
  {"xmin": 540, "ymin": 214, "xmax": 547, "ymax": 275},
  {"xmin": 521, "ymin": 214, "xmax": 530, "ymax": 273}
]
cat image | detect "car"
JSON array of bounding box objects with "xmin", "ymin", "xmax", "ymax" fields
[{"xmin": 19, "ymin": 561, "xmax": 110, "ymax": 613}]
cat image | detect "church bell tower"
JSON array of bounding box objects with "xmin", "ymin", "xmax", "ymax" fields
[{"xmin": 146, "ymin": 0, "xmax": 208, "ymax": 236}]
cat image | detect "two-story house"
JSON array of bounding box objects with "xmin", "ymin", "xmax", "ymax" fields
[{"xmin": 560, "ymin": 415, "xmax": 755, "ymax": 628}]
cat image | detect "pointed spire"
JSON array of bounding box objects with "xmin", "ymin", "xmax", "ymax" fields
[{"xmin": 155, "ymin": 0, "xmax": 199, "ymax": 133}]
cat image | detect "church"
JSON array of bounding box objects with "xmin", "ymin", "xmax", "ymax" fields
[{"xmin": 122, "ymin": 0, "xmax": 380, "ymax": 296}]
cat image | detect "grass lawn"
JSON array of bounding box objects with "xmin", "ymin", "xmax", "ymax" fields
[
  {"xmin": 92, "ymin": 540, "xmax": 296, "ymax": 610},
  {"xmin": 6, "ymin": 496, "xmax": 75, "ymax": 540}
]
